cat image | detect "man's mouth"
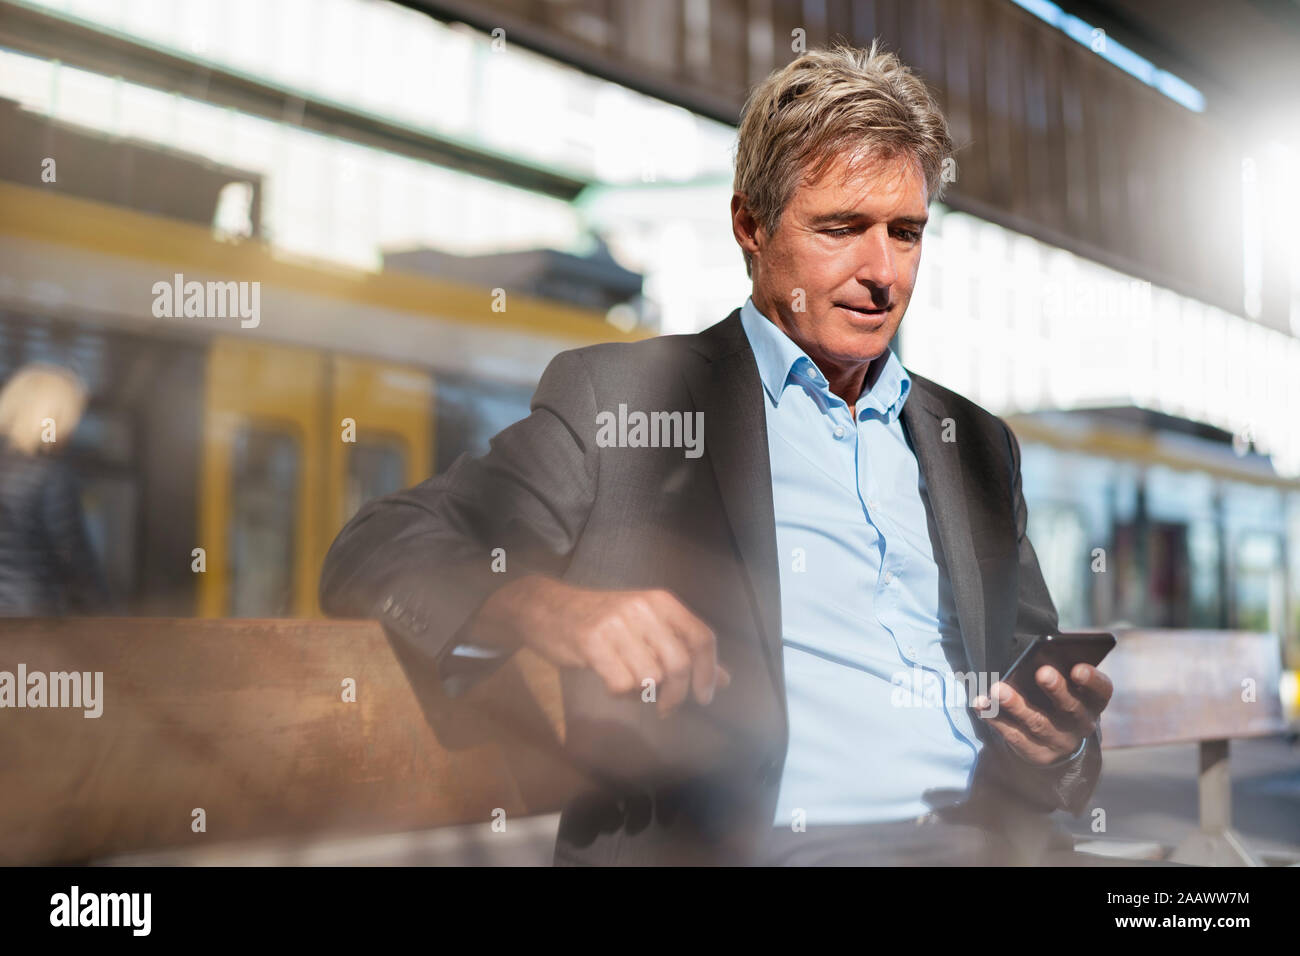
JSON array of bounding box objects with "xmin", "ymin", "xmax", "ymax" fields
[{"xmin": 834, "ymin": 302, "xmax": 890, "ymax": 316}]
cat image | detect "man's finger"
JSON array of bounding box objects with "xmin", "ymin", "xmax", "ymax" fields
[
  {"xmin": 652, "ymin": 590, "xmax": 721, "ymax": 706},
  {"xmin": 986, "ymin": 680, "xmax": 1076, "ymax": 751},
  {"xmin": 638, "ymin": 626, "xmax": 693, "ymax": 715},
  {"xmin": 985, "ymin": 715, "xmax": 1065, "ymax": 765},
  {"xmin": 1068, "ymin": 663, "xmax": 1113, "ymax": 709},
  {"xmin": 1033, "ymin": 665, "xmax": 1097, "ymax": 736},
  {"xmin": 585, "ymin": 635, "xmax": 639, "ymax": 697},
  {"xmin": 615, "ymin": 635, "xmax": 664, "ymax": 706}
]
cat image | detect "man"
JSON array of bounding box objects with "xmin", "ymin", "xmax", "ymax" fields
[{"xmin": 320, "ymin": 42, "xmax": 1111, "ymax": 866}]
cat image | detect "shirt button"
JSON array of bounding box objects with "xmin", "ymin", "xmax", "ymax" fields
[
  {"xmin": 907, "ymin": 645, "xmax": 917, "ymax": 657},
  {"xmin": 832, "ymin": 425, "xmax": 846, "ymax": 439},
  {"xmin": 882, "ymin": 571, "xmax": 893, "ymax": 584}
]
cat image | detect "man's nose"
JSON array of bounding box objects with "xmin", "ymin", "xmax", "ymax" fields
[{"xmin": 854, "ymin": 226, "xmax": 898, "ymax": 291}]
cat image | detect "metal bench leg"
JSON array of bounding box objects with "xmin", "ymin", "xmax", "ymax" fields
[{"xmin": 1169, "ymin": 739, "xmax": 1262, "ymax": 866}]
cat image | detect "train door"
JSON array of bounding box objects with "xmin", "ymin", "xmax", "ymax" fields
[
  {"xmin": 198, "ymin": 338, "xmax": 327, "ymax": 618},
  {"xmin": 324, "ymin": 354, "xmax": 434, "ymax": 569},
  {"xmin": 199, "ymin": 342, "xmax": 433, "ymax": 618}
]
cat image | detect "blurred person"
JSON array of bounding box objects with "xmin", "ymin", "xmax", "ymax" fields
[
  {"xmin": 321, "ymin": 42, "xmax": 1119, "ymax": 866},
  {"xmin": 0, "ymin": 362, "xmax": 110, "ymax": 616}
]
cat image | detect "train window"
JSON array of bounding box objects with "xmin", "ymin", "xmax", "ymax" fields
[
  {"xmin": 78, "ymin": 474, "xmax": 135, "ymax": 608},
  {"xmin": 1109, "ymin": 517, "xmax": 1195, "ymax": 628},
  {"xmin": 1288, "ymin": 495, "xmax": 1300, "ymax": 667},
  {"xmin": 344, "ymin": 439, "xmax": 407, "ymax": 524},
  {"xmin": 1146, "ymin": 521, "xmax": 1192, "ymax": 628},
  {"xmin": 1232, "ymin": 532, "xmax": 1284, "ymax": 635},
  {"xmin": 1028, "ymin": 503, "xmax": 1089, "ymax": 628},
  {"xmin": 228, "ymin": 425, "xmax": 299, "ymax": 617},
  {"xmin": 434, "ymin": 374, "xmax": 535, "ymax": 473},
  {"xmin": 1187, "ymin": 519, "xmax": 1224, "ymax": 628},
  {"xmin": 1145, "ymin": 465, "xmax": 1220, "ymax": 628}
]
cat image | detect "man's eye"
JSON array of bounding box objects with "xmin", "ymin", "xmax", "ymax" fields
[
  {"xmin": 893, "ymin": 229, "xmax": 922, "ymax": 242},
  {"xmin": 824, "ymin": 227, "xmax": 855, "ymax": 237}
]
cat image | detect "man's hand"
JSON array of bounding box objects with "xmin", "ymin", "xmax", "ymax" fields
[
  {"xmin": 972, "ymin": 664, "xmax": 1112, "ymax": 766},
  {"xmin": 464, "ymin": 575, "xmax": 730, "ymax": 716}
]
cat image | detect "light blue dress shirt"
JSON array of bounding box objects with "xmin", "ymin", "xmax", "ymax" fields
[{"xmin": 739, "ymin": 297, "xmax": 987, "ymax": 827}]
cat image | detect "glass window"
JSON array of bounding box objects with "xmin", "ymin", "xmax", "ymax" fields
[
  {"xmin": 1146, "ymin": 520, "xmax": 1191, "ymax": 628},
  {"xmin": 1187, "ymin": 517, "xmax": 1223, "ymax": 628},
  {"xmin": 1028, "ymin": 502, "xmax": 1090, "ymax": 628},
  {"xmin": 1232, "ymin": 531, "xmax": 1284, "ymax": 635},
  {"xmin": 344, "ymin": 438, "xmax": 406, "ymax": 524},
  {"xmin": 228, "ymin": 425, "xmax": 299, "ymax": 617},
  {"xmin": 79, "ymin": 473, "xmax": 134, "ymax": 606},
  {"xmin": 1287, "ymin": 493, "xmax": 1300, "ymax": 668},
  {"xmin": 434, "ymin": 375, "xmax": 534, "ymax": 473}
]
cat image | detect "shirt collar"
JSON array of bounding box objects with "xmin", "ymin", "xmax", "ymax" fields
[{"xmin": 738, "ymin": 296, "xmax": 911, "ymax": 421}]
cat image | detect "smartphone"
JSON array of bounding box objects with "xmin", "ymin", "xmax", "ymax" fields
[{"xmin": 1000, "ymin": 631, "xmax": 1116, "ymax": 710}]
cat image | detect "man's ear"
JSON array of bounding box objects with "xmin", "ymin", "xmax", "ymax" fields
[
  {"xmin": 731, "ymin": 194, "xmax": 761, "ymax": 256},
  {"xmin": 731, "ymin": 194, "xmax": 762, "ymax": 278}
]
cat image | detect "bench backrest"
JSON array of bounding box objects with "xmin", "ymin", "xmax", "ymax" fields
[
  {"xmin": 1098, "ymin": 628, "xmax": 1287, "ymax": 748},
  {"xmin": 3, "ymin": 621, "xmax": 1287, "ymax": 861}
]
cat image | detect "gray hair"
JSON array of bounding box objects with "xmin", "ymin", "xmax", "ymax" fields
[{"xmin": 732, "ymin": 40, "xmax": 954, "ymax": 277}]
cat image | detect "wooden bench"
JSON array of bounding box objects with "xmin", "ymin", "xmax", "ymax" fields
[
  {"xmin": 1088, "ymin": 628, "xmax": 1290, "ymax": 866},
  {"xmin": 2, "ymin": 620, "xmax": 1290, "ymax": 865},
  {"xmin": 0, "ymin": 618, "xmax": 574, "ymax": 865}
]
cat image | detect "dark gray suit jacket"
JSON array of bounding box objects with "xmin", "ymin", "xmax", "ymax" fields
[{"xmin": 319, "ymin": 309, "xmax": 1102, "ymax": 865}]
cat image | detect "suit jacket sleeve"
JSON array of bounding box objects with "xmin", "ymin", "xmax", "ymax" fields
[
  {"xmin": 983, "ymin": 419, "xmax": 1102, "ymax": 816},
  {"xmin": 318, "ymin": 349, "xmax": 599, "ymax": 694}
]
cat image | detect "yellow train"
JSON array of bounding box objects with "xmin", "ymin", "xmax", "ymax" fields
[{"xmin": 0, "ymin": 180, "xmax": 643, "ymax": 618}]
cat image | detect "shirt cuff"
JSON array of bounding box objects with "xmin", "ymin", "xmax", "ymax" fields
[
  {"xmin": 436, "ymin": 642, "xmax": 508, "ymax": 697},
  {"xmin": 447, "ymin": 643, "xmax": 507, "ymax": 661}
]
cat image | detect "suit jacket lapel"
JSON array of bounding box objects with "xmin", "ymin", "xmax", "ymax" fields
[
  {"xmin": 899, "ymin": 379, "xmax": 988, "ymax": 677},
  {"xmin": 682, "ymin": 311, "xmax": 786, "ymax": 712}
]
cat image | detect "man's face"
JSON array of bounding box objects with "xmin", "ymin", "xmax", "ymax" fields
[{"xmin": 734, "ymin": 148, "xmax": 929, "ymax": 389}]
